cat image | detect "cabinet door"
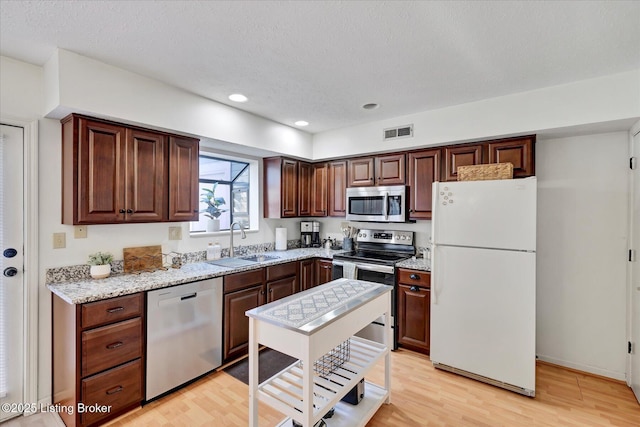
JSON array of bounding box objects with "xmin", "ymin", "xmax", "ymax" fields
[
  {"xmin": 282, "ymin": 159, "xmax": 299, "ymax": 217},
  {"xmin": 443, "ymin": 144, "xmax": 484, "ymax": 182},
  {"xmin": 223, "ymin": 285, "xmax": 265, "ymax": 362},
  {"xmin": 311, "ymin": 163, "xmax": 328, "ymax": 216},
  {"xmin": 168, "ymin": 136, "xmax": 199, "ymax": 221},
  {"xmin": 77, "ymin": 118, "xmax": 127, "ymax": 224},
  {"xmin": 126, "ymin": 128, "xmax": 167, "ymax": 222},
  {"xmin": 347, "ymin": 157, "xmax": 375, "ymax": 187},
  {"xmin": 315, "ymin": 259, "xmax": 333, "ymax": 286},
  {"xmin": 376, "ymin": 153, "xmax": 405, "ymax": 185},
  {"xmin": 408, "ymin": 149, "xmax": 440, "ymax": 220},
  {"xmin": 397, "ymin": 283, "xmax": 430, "ymax": 354},
  {"xmin": 327, "ymin": 160, "xmax": 347, "ymax": 217},
  {"xmin": 298, "ymin": 162, "xmax": 312, "ymax": 216},
  {"xmin": 299, "ymin": 259, "xmax": 316, "ymax": 291},
  {"xmin": 487, "ymin": 136, "xmax": 535, "ymax": 178},
  {"xmin": 267, "ymin": 276, "xmax": 298, "ymax": 303}
]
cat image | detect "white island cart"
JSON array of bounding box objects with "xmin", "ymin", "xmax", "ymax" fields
[{"xmin": 246, "ymin": 278, "xmax": 392, "ymax": 427}]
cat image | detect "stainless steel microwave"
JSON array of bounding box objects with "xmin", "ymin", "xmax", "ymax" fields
[{"xmin": 345, "ymin": 185, "xmax": 407, "ymax": 222}]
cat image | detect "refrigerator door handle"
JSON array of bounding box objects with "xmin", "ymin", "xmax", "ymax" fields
[{"xmin": 431, "ymin": 244, "xmax": 437, "ymax": 305}]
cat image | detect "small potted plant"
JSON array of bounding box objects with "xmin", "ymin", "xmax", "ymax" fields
[
  {"xmin": 201, "ymin": 183, "xmax": 228, "ymax": 232},
  {"xmin": 88, "ymin": 252, "xmax": 114, "ymax": 279}
]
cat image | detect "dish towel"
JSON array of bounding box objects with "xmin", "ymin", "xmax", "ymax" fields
[{"xmin": 342, "ymin": 261, "xmax": 358, "ymax": 280}]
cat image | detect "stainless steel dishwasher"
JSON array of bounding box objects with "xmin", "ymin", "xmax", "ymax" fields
[{"xmin": 146, "ymin": 278, "xmax": 222, "ymax": 400}]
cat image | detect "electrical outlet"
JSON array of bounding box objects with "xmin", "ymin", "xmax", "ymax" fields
[
  {"xmin": 74, "ymin": 225, "xmax": 88, "ymax": 239},
  {"xmin": 168, "ymin": 226, "xmax": 182, "ymax": 240},
  {"xmin": 53, "ymin": 232, "xmax": 66, "ymax": 249}
]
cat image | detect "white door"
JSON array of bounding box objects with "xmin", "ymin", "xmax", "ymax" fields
[
  {"xmin": 432, "ymin": 178, "xmax": 536, "ymax": 251},
  {"xmin": 632, "ymin": 130, "xmax": 640, "ymax": 403},
  {"xmin": 0, "ymin": 124, "xmax": 24, "ymax": 422}
]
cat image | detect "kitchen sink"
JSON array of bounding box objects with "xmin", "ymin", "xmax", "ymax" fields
[
  {"xmin": 240, "ymin": 254, "xmax": 280, "ymax": 263},
  {"xmin": 206, "ymin": 254, "xmax": 279, "ymax": 268}
]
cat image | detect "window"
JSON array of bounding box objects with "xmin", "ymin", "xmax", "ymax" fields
[{"xmin": 190, "ymin": 154, "xmax": 252, "ymax": 232}]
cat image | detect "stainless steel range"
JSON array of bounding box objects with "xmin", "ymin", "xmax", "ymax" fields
[{"xmin": 332, "ymin": 229, "xmax": 415, "ymax": 349}]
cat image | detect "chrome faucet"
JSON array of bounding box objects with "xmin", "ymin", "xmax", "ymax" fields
[{"xmin": 229, "ymin": 222, "xmax": 246, "ymax": 257}]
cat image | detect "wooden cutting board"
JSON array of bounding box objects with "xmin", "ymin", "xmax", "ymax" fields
[{"xmin": 123, "ymin": 245, "xmax": 163, "ymax": 273}]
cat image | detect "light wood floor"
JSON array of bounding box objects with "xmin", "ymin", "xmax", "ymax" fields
[{"xmin": 98, "ymin": 349, "xmax": 638, "ymax": 426}]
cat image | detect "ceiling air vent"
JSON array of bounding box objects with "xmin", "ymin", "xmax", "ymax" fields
[{"xmin": 383, "ymin": 124, "xmax": 413, "ymax": 141}]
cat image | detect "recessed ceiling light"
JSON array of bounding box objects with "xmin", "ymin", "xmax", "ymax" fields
[
  {"xmin": 294, "ymin": 120, "xmax": 309, "ymax": 127},
  {"xmin": 229, "ymin": 93, "xmax": 248, "ymax": 103},
  {"xmin": 362, "ymin": 103, "xmax": 379, "ymax": 110}
]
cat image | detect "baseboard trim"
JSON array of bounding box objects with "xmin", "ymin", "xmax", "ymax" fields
[{"xmin": 536, "ymin": 359, "xmax": 627, "ymax": 385}]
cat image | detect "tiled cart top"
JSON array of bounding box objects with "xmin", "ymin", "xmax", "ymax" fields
[{"xmin": 247, "ymin": 278, "xmax": 392, "ymax": 335}]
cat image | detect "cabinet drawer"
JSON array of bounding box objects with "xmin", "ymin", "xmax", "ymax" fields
[
  {"xmin": 224, "ymin": 269, "xmax": 264, "ymax": 294},
  {"xmin": 82, "ymin": 317, "xmax": 142, "ymax": 377},
  {"xmin": 81, "ymin": 293, "xmax": 143, "ymax": 329},
  {"xmin": 81, "ymin": 359, "xmax": 142, "ymax": 426},
  {"xmin": 266, "ymin": 261, "xmax": 297, "ymax": 282},
  {"xmin": 397, "ymin": 269, "xmax": 430, "ymax": 288}
]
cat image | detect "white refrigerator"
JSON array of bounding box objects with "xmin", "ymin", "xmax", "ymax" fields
[{"xmin": 430, "ymin": 177, "xmax": 536, "ymax": 396}]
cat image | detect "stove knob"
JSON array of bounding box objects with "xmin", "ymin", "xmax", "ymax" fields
[
  {"xmin": 395, "ymin": 235, "xmax": 400, "ymax": 240},
  {"xmin": 358, "ymin": 233, "xmax": 362, "ymax": 238},
  {"xmin": 362, "ymin": 233, "xmax": 367, "ymax": 238},
  {"xmin": 401, "ymin": 235, "xmax": 407, "ymax": 240}
]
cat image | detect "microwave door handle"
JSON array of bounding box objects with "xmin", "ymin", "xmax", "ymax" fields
[{"xmin": 384, "ymin": 192, "xmax": 389, "ymax": 220}]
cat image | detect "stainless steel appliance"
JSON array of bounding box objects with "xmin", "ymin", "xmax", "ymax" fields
[
  {"xmin": 345, "ymin": 185, "xmax": 407, "ymax": 223},
  {"xmin": 300, "ymin": 221, "xmax": 313, "ymax": 248},
  {"xmin": 311, "ymin": 221, "xmax": 321, "ymax": 247},
  {"xmin": 332, "ymin": 229, "xmax": 415, "ymax": 349},
  {"xmin": 146, "ymin": 278, "xmax": 223, "ymax": 400}
]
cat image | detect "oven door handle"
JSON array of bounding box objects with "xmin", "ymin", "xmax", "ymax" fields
[{"xmin": 332, "ymin": 260, "xmax": 395, "ymax": 274}]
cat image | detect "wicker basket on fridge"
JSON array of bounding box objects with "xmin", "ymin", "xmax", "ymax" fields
[{"xmin": 457, "ymin": 162, "xmax": 514, "ymax": 181}]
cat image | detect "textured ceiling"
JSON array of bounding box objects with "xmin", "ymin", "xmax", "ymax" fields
[{"xmin": 1, "ymin": 1, "xmax": 639, "ymax": 134}]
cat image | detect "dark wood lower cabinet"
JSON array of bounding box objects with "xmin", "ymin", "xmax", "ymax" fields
[
  {"xmin": 315, "ymin": 259, "xmax": 333, "ymax": 285},
  {"xmin": 397, "ymin": 269, "xmax": 431, "ymax": 354},
  {"xmin": 52, "ymin": 293, "xmax": 144, "ymax": 427},
  {"xmin": 267, "ymin": 276, "xmax": 298, "ymax": 302},
  {"xmin": 299, "ymin": 259, "xmax": 316, "ymax": 290},
  {"xmin": 223, "ymin": 284, "xmax": 265, "ymax": 362}
]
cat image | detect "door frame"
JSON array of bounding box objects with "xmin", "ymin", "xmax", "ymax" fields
[
  {"xmin": 629, "ymin": 120, "xmax": 640, "ymax": 400},
  {"xmin": 1, "ymin": 116, "xmax": 39, "ymax": 414}
]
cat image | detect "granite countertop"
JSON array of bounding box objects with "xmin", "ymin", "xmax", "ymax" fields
[
  {"xmin": 395, "ymin": 257, "xmax": 431, "ymax": 272},
  {"xmin": 246, "ymin": 278, "xmax": 391, "ymax": 335},
  {"xmin": 48, "ymin": 248, "xmax": 343, "ymax": 305}
]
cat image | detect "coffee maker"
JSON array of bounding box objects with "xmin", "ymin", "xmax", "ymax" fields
[
  {"xmin": 300, "ymin": 221, "xmax": 313, "ymax": 248},
  {"xmin": 311, "ymin": 221, "xmax": 321, "ymax": 248}
]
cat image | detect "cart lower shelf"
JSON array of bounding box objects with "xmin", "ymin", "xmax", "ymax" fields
[
  {"xmin": 275, "ymin": 381, "xmax": 388, "ymax": 427},
  {"xmin": 259, "ymin": 336, "xmax": 388, "ymax": 425}
]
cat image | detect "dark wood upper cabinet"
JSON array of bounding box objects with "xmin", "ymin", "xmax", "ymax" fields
[
  {"xmin": 264, "ymin": 157, "xmax": 299, "ymax": 218},
  {"xmin": 61, "ymin": 114, "xmax": 198, "ymax": 225},
  {"xmin": 375, "ymin": 153, "xmax": 405, "ymax": 185},
  {"xmin": 168, "ymin": 136, "xmax": 199, "ymax": 222},
  {"xmin": 408, "ymin": 149, "xmax": 440, "ymax": 220},
  {"xmin": 298, "ymin": 162, "xmax": 312, "ymax": 216},
  {"xmin": 127, "ymin": 128, "xmax": 167, "ymax": 222},
  {"xmin": 348, "ymin": 154, "xmax": 405, "ymax": 187},
  {"xmin": 443, "ymin": 144, "xmax": 484, "ymax": 182},
  {"xmin": 347, "ymin": 157, "xmax": 375, "ymax": 187},
  {"xmin": 487, "ymin": 135, "xmax": 535, "ymax": 178},
  {"xmin": 310, "ymin": 163, "xmax": 328, "ymax": 216},
  {"xmin": 327, "ymin": 160, "xmax": 347, "ymax": 217}
]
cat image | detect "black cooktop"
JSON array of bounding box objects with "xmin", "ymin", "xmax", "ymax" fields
[{"xmin": 333, "ymin": 250, "xmax": 411, "ymax": 265}]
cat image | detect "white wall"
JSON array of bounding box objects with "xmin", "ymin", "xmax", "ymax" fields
[
  {"xmin": 536, "ymin": 132, "xmax": 629, "ymax": 380},
  {"xmin": 313, "ymin": 70, "xmax": 640, "ymax": 160}
]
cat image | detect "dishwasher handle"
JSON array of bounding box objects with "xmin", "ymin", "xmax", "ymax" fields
[
  {"xmin": 157, "ymin": 291, "xmax": 205, "ymax": 307},
  {"xmin": 180, "ymin": 293, "xmax": 197, "ymax": 301}
]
